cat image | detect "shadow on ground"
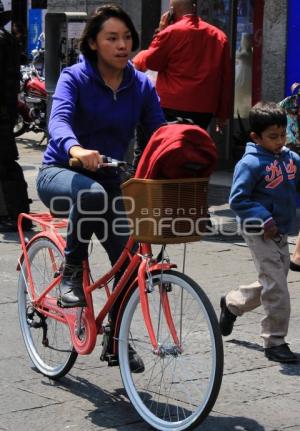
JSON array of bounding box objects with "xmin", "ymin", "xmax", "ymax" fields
[
  {"xmin": 16, "ymin": 135, "xmax": 47, "ymax": 151},
  {"xmin": 226, "ymin": 338, "xmax": 264, "ymax": 353},
  {"xmin": 227, "ymin": 339, "xmax": 300, "ymax": 377},
  {"xmin": 0, "ymin": 227, "xmax": 38, "ymax": 244},
  {"xmin": 279, "ymin": 361, "xmax": 300, "ymax": 376},
  {"xmin": 40, "ymin": 372, "xmax": 266, "ymax": 431}
]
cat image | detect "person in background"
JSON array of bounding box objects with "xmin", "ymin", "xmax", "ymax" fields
[
  {"xmin": 290, "ymin": 234, "xmax": 300, "ymax": 271},
  {"xmin": 0, "ymin": 6, "xmax": 31, "ymax": 232},
  {"xmin": 0, "ymin": 7, "xmax": 19, "ymax": 164},
  {"xmin": 219, "ymin": 102, "xmax": 300, "ymax": 363},
  {"xmin": 133, "ymin": 0, "xmax": 232, "ymax": 131},
  {"xmin": 12, "ymin": 21, "xmax": 27, "ymax": 64}
]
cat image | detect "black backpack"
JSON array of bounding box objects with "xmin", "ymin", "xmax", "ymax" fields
[{"xmin": 0, "ymin": 161, "xmax": 32, "ymax": 231}]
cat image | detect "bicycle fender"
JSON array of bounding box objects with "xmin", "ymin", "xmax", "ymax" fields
[
  {"xmin": 111, "ymin": 263, "xmax": 176, "ymax": 354},
  {"xmin": 16, "ymin": 232, "xmax": 65, "ymax": 270}
]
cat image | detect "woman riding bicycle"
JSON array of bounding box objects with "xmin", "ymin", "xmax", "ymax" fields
[
  {"xmin": 20, "ymin": 6, "xmax": 225, "ymax": 418},
  {"xmin": 37, "ymin": 5, "xmax": 165, "ymax": 309}
]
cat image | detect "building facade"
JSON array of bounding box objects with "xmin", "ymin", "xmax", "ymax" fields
[
  {"xmin": 13, "ymin": 0, "xmax": 297, "ymax": 164},
  {"xmin": 44, "ymin": 0, "xmax": 289, "ymax": 102},
  {"xmin": 262, "ymin": 0, "xmax": 287, "ymax": 101}
]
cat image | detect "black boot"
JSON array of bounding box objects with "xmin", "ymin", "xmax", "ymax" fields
[
  {"xmin": 59, "ymin": 263, "xmax": 86, "ymax": 308},
  {"xmin": 100, "ymin": 324, "xmax": 145, "ymax": 373}
]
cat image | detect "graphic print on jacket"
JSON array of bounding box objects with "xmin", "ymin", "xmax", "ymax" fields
[
  {"xmin": 229, "ymin": 142, "xmax": 300, "ymax": 235},
  {"xmin": 265, "ymin": 159, "xmax": 297, "ymax": 189}
]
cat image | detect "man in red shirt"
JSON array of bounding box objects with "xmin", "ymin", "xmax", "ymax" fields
[{"xmin": 133, "ymin": 0, "xmax": 232, "ymax": 132}]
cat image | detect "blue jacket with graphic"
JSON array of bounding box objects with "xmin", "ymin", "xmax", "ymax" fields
[
  {"xmin": 229, "ymin": 142, "xmax": 300, "ymax": 234},
  {"xmin": 43, "ymin": 57, "xmax": 165, "ymax": 166}
]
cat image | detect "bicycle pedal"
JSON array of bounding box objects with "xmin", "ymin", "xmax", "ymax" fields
[
  {"xmin": 108, "ymin": 356, "xmax": 119, "ymax": 367},
  {"xmin": 56, "ymin": 297, "xmax": 70, "ymax": 308},
  {"xmin": 57, "ymin": 297, "xmax": 86, "ymax": 308},
  {"xmin": 57, "ymin": 297, "xmax": 63, "ymax": 307},
  {"xmin": 100, "ymin": 353, "xmax": 119, "ymax": 367}
]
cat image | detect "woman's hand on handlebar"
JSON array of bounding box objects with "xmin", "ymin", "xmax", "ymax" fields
[{"xmin": 69, "ymin": 146, "xmax": 103, "ymax": 172}]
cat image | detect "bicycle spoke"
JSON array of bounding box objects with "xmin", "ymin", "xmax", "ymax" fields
[
  {"xmin": 18, "ymin": 237, "xmax": 77, "ymax": 378},
  {"xmin": 119, "ymin": 270, "xmax": 223, "ymax": 430}
]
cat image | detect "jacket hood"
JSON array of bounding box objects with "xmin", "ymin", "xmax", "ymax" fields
[
  {"xmin": 231, "ymin": 141, "xmax": 300, "ymax": 235},
  {"xmin": 244, "ymin": 142, "xmax": 290, "ymax": 158},
  {"xmin": 80, "ymin": 56, "xmax": 135, "ymax": 89},
  {"xmin": 135, "ymin": 124, "xmax": 217, "ymax": 179}
]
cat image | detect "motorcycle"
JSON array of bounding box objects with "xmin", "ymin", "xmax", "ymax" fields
[{"xmin": 14, "ymin": 49, "xmax": 47, "ymax": 144}]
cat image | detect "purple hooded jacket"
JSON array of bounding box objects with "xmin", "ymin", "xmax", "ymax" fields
[{"xmin": 43, "ymin": 57, "xmax": 165, "ymax": 166}]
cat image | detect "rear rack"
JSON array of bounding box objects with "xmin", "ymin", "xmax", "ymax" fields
[{"xmin": 20, "ymin": 212, "xmax": 68, "ymax": 230}]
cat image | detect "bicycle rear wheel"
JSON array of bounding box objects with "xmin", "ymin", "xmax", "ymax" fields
[
  {"xmin": 18, "ymin": 237, "xmax": 77, "ymax": 379},
  {"xmin": 118, "ymin": 270, "xmax": 223, "ymax": 431}
]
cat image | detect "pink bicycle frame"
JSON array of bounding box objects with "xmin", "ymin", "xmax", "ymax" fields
[{"xmin": 18, "ymin": 212, "xmax": 181, "ymax": 356}]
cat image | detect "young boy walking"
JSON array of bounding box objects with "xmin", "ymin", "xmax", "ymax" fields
[{"xmin": 219, "ymin": 101, "xmax": 300, "ymax": 363}]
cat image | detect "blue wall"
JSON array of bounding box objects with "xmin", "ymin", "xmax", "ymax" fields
[
  {"xmin": 286, "ymin": 0, "xmax": 300, "ymax": 95},
  {"xmin": 27, "ymin": 8, "xmax": 43, "ymax": 58}
]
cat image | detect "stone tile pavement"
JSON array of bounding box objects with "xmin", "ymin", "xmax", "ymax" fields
[{"xmin": 1, "ymin": 132, "xmax": 300, "ymax": 431}]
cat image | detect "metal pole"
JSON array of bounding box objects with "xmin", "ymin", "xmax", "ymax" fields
[
  {"xmin": 226, "ymin": 0, "xmax": 238, "ymax": 163},
  {"xmin": 141, "ymin": 0, "xmax": 161, "ymax": 49}
]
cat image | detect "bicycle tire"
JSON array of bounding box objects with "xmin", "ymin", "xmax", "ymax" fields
[
  {"xmin": 118, "ymin": 270, "xmax": 223, "ymax": 431},
  {"xmin": 18, "ymin": 236, "xmax": 77, "ymax": 379}
]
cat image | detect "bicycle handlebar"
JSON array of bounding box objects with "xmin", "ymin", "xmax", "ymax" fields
[
  {"xmin": 69, "ymin": 157, "xmax": 127, "ymax": 169},
  {"xmin": 69, "ymin": 157, "xmax": 204, "ymax": 174}
]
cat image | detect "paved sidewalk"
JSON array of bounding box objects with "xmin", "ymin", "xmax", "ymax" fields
[{"xmin": 1, "ymin": 132, "xmax": 300, "ymax": 431}]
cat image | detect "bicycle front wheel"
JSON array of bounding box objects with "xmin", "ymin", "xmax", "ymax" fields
[
  {"xmin": 18, "ymin": 237, "xmax": 77, "ymax": 379},
  {"xmin": 118, "ymin": 270, "xmax": 223, "ymax": 431}
]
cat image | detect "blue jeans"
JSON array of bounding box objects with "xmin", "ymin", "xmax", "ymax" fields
[{"xmin": 36, "ymin": 165, "xmax": 129, "ymax": 265}]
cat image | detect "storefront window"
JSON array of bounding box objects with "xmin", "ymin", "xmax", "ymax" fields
[
  {"xmin": 161, "ymin": 0, "xmax": 259, "ymax": 163},
  {"xmin": 198, "ymin": 0, "xmax": 232, "ymax": 35},
  {"xmin": 198, "ymin": 1, "xmax": 255, "ymax": 120},
  {"xmin": 234, "ymin": 0, "xmax": 254, "ymax": 119},
  {"xmin": 198, "ymin": 0, "xmax": 234, "ymax": 163}
]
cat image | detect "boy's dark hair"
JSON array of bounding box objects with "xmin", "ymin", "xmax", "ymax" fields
[
  {"xmin": 80, "ymin": 4, "xmax": 139, "ymax": 63},
  {"xmin": 249, "ymin": 101, "xmax": 287, "ymax": 136}
]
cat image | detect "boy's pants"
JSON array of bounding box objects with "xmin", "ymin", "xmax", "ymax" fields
[{"xmin": 226, "ymin": 234, "xmax": 290, "ymax": 348}]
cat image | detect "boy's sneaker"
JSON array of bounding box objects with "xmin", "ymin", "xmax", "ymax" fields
[
  {"xmin": 290, "ymin": 260, "xmax": 300, "ymax": 272},
  {"xmin": 265, "ymin": 343, "xmax": 298, "ymax": 363},
  {"xmin": 219, "ymin": 295, "xmax": 237, "ymax": 336}
]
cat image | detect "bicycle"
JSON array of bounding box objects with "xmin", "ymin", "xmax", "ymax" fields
[{"xmin": 17, "ymin": 158, "xmax": 223, "ymax": 431}]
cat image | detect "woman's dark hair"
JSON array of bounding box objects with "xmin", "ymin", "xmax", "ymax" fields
[
  {"xmin": 249, "ymin": 101, "xmax": 287, "ymax": 136},
  {"xmin": 80, "ymin": 4, "xmax": 139, "ymax": 62}
]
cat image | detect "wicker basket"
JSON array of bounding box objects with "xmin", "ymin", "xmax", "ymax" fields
[{"xmin": 121, "ymin": 177, "xmax": 209, "ymax": 244}]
